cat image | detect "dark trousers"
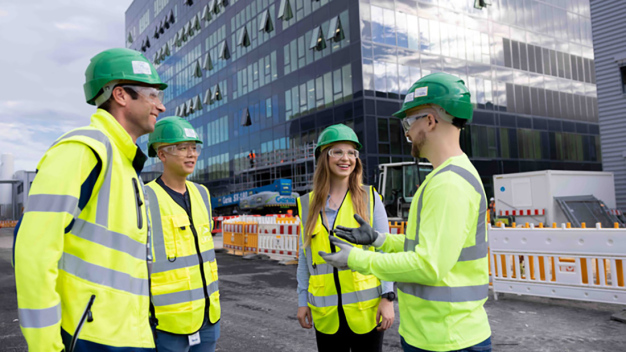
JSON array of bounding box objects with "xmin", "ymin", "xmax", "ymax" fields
[{"xmin": 314, "ymin": 310, "xmax": 384, "ymax": 352}]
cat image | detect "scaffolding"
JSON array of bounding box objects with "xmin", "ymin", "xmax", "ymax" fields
[{"xmin": 230, "ymin": 143, "xmax": 317, "ymax": 195}]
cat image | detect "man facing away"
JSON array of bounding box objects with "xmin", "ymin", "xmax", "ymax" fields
[{"xmin": 320, "ymin": 72, "xmax": 492, "ymax": 352}]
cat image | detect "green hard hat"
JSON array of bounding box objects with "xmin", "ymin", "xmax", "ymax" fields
[
  {"xmin": 393, "ymin": 72, "xmax": 473, "ymax": 121},
  {"xmin": 315, "ymin": 124, "xmax": 362, "ymax": 160},
  {"xmin": 148, "ymin": 116, "xmax": 202, "ymax": 157},
  {"xmin": 84, "ymin": 48, "xmax": 168, "ymax": 106}
]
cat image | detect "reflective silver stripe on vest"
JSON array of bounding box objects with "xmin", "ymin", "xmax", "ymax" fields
[
  {"xmin": 24, "ymin": 194, "xmax": 80, "ymax": 218},
  {"xmin": 397, "ymin": 282, "xmax": 489, "ymax": 303},
  {"xmin": 59, "ymin": 252, "xmax": 149, "ymax": 296},
  {"xmin": 70, "ymin": 218, "xmax": 146, "ymax": 261},
  {"xmin": 152, "ymin": 280, "xmax": 219, "ymax": 307},
  {"xmin": 404, "ymin": 164, "xmax": 487, "ymax": 261},
  {"xmin": 194, "ymin": 183, "xmax": 212, "ymax": 226},
  {"xmin": 151, "ymin": 249, "xmax": 216, "ymax": 273},
  {"xmin": 305, "ymin": 246, "xmax": 335, "ymax": 276},
  {"xmin": 18, "ymin": 303, "xmax": 61, "ymax": 329},
  {"xmin": 146, "ymin": 186, "xmax": 167, "ymax": 261},
  {"xmin": 52, "ymin": 129, "xmax": 113, "ymax": 228},
  {"xmin": 308, "ymin": 286, "xmax": 382, "ymax": 308}
]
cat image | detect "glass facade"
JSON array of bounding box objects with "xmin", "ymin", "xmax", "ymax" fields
[{"xmin": 126, "ymin": 0, "xmax": 600, "ymax": 198}]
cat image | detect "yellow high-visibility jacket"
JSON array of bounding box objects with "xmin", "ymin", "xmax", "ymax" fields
[
  {"xmin": 15, "ymin": 109, "xmax": 155, "ymax": 352},
  {"xmin": 348, "ymin": 155, "xmax": 491, "ymax": 351},
  {"xmin": 145, "ymin": 180, "xmax": 221, "ymax": 334},
  {"xmin": 297, "ymin": 186, "xmax": 381, "ymax": 335}
]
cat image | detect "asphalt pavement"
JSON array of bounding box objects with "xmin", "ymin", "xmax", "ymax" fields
[{"xmin": 1, "ymin": 227, "xmax": 624, "ymax": 352}]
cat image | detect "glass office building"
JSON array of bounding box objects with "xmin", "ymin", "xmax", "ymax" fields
[{"xmin": 126, "ymin": 0, "xmax": 599, "ymax": 197}]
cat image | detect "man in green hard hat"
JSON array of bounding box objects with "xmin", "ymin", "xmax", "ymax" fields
[
  {"xmin": 320, "ymin": 72, "xmax": 492, "ymax": 352},
  {"xmin": 145, "ymin": 117, "xmax": 221, "ymax": 352},
  {"xmin": 15, "ymin": 48, "xmax": 166, "ymax": 351}
]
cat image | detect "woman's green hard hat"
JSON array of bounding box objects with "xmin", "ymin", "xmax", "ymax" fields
[
  {"xmin": 315, "ymin": 124, "xmax": 362, "ymax": 160},
  {"xmin": 148, "ymin": 116, "xmax": 202, "ymax": 157}
]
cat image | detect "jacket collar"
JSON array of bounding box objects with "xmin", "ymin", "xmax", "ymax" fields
[{"xmin": 91, "ymin": 109, "xmax": 146, "ymax": 174}]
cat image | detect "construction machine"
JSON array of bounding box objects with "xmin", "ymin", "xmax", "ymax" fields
[{"xmin": 377, "ymin": 161, "xmax": 433, "ymax": 221}]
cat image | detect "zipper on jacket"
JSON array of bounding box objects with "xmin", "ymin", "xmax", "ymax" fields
[
  {"xmin": 190, "ymin": 222, "xmax": 210, "ymax": 307},
  {"xmin": 69, "ymin": 295, "xmax": 96, "ymax": 352},
  {"xmin": 132, "ymin": 178, "xmax": 144, "ymax": 229},
  {"xmin": 321, "ymin": 191, "xmax": 349, "ymax": 309},
  {"xmin": 187, "ymin": 196, "xmax": 210, "ymax": 309}
]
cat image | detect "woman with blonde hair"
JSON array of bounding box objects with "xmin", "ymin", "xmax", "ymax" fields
[{"xmin": 296, "ymin": 124, "xmax": 395, "ymax": 351}]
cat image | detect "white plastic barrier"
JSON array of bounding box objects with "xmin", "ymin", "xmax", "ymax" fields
[
  {"xmin": 257, "ymin": 217, "xmax": 300, "ymax": 262},
  {"xmin": 489, "ymin": 223, "xmax": 626, "ymax": 305}
]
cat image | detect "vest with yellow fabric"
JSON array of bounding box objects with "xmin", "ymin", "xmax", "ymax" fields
[
  {"xmin": 145, "ymin": 181, "xmax": 221, "ymax": 335},
  {"xmin": 398, "ymin": 162, "xmax": 490, "ymax": 350},
  {"xmin": 18, "ymin": 110, "xmax": 155, "ymax": 351},
  {"xmin": 297, "ymin": 186, "xmax": 381, "ymax": 335}
]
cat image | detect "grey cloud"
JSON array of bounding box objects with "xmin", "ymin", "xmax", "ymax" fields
[{"xmin": 0, "ymin": 0, "xmax": 132, "ymax": 171}]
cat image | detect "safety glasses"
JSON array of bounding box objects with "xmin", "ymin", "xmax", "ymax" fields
[
  {"xmin": 159, "ymin": 143, "xmax": 201, "ymax": 157},
  {"xmin": 121, "ymin": 85, "xmax": 164, "ymax": 105},
  {"xmin": 328, "ymin": 148, "xmax": 359, "ymax": 159},
  {"xmin": 401, "ymin": 113, "xmax": 429, "ymax": 134}
]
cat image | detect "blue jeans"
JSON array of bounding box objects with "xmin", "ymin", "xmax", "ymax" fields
[
  {"xmin": 401, "ymin": 336, "xmax": 491, "ymax": 352},
  {"xmin": 155, "ymin": 317, "xmax": 220, "ymax": 352}
]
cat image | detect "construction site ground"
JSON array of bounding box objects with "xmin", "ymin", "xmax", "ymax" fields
[{"xmin": 1, "ymin": 227, "xmax": 624, "ymax": 352}]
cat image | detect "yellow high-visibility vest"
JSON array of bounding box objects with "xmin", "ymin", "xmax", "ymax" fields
[
  {"xmin": 297, "ymin": 186, "xmax": 381, "ymax": 335},
  {"xmin": 146, "ymin": 181, "xmax": 221, "ymax": 334}
]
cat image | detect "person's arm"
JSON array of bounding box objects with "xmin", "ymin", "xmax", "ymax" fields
[
  {"xmin": 296, "ymin": 236, "xmax": 310, "ymax": 307},
  {"xmin": 349, "ymin": 174, "xmax": 475, "ymax": 284},
  {"xmin": 296, "ymin": 229, "xmax": 312, "ymax": 328},
  {"xmin": 15, "ymin": 142, "xmax": 99, "ymax": 352}
]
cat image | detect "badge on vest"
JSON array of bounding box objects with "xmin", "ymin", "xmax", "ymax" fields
[
  {"xmin": 201, "ymin": 225, "xmax": 212, "ymax": 243},
  {"xmin": 188, "ymin": 331, "xmax": 201, "ymax": 346}
]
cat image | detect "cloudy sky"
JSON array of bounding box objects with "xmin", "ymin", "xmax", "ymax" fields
[{"xmin": 0, "ymin": 0, "xmax": 133, "ymax": 171}]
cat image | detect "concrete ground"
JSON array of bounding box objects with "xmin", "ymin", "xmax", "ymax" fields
[{"xmin": 1, "ymin": 227, "xmax": 625, "ymax": 352}]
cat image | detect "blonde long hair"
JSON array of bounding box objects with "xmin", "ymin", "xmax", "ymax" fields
[{"xmin": 303, "ymin": 144, "xmax": 368, "ymax": 248}]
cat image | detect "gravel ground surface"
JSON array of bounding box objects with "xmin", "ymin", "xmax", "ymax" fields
[{"xmin": 1, "ymin": 228, "xmax": 624, "ymax": 352}]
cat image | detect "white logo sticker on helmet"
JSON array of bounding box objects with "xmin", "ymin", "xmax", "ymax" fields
[
  {"xmin": 404, "ymin": 92, "xmax": 414, "ymax": 103},
  {"xmin": 132, "ymin": 61, "xmax": 152, "ymax": 75},
  {"xmin": 414, "ymin": 87, "xmax": 428, "ymax": 98},
  {"xmin": 184, "ymin": 128, "xmax": 197, "ymax": 138}
]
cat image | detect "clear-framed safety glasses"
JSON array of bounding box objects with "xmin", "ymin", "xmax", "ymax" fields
[
  {"xmin": 328, "ymin": 148, "xmax": 359, "ymax": 159},
  {"xmin": 160, "ymin": 143, "xmax": 201, "ymax": 157},
  {"xmin": 121, "ymin": 85, "xmax": 165, "ymax": 105}
]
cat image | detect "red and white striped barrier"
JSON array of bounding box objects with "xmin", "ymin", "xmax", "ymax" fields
[
  {"xmin": 257, "ymin": 216, "xmax": 300, "ymax": 262},
  {"xmin": 608, "ymin": 209, "xmax": 623, "ymax": 216},
  {"xmin": 499, "ymin": 209, "xmax": 545, "ymax": 216}
]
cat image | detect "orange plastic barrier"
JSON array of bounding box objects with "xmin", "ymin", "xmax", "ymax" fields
[
  {"xmin": 0, "ymin": 220, "xmax": 18, "ymax": 228},
  {"xmin": 388, "ymin": 221, "xmax": 406, "ymax": 234}
]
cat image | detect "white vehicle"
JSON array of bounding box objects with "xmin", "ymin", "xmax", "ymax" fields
[
  {"xmin": 377, "ymin": 161, "xmax": 433, "ymax": 221},
  {"xmin": 493, "ymin": 170, "xmax": 623, "ymax": 228}
]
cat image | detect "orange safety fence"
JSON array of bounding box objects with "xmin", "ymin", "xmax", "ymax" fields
[
  {"xmin": 212, "ymin": 216, "xmax": 237, "ymax": 234},
  {"xmin": 389, "ymin": 221, "xmax": 406, "ymax": 234},
  {"xmin": 0, "ymin": 220, "xmax": 18, "ymax": 228}
]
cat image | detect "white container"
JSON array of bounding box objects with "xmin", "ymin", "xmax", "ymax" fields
[
  {"xmin": 493, "ymin": 170, "xmax": 616, "ymax": 226},
  {"xmin": 0, "ymin": 153, "xmax": 14, "ymax": 205}
]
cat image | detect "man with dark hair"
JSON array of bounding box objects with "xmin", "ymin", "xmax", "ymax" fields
[{"xmin": 14, "ymin": 48, "xmax": 166, "ymax": 351}]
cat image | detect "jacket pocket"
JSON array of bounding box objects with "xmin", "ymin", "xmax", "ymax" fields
[
  {"xmin": 164, "ymin": 214, "xmax": 191, "ymax": 259},
  {"xmin": 352, "ymin": 271, "xmax": 381, "ymax": 310}
]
